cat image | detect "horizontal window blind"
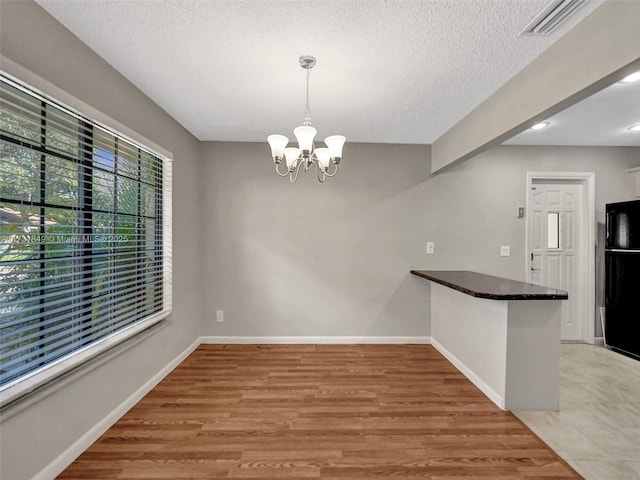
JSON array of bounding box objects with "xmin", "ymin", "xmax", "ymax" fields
[{"xmin": 0, "ymin": 74, "xmax": 172, "ymax": 404}]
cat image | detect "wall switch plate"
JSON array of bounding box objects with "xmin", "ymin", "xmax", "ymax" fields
[
  {"xmin": 517, "ymin": 206, "xmax": 525, "ymax": 218},
  {"xmin": 500, "ymin": 246, "xmax": 511, "ymax": 257},
  {"xmin": 426, "ymin": 242, "xmax": 435, "ymax": 254},
  {"xmin": 216, "ymin": 310, "xmax": 224, "ymax": 323}
]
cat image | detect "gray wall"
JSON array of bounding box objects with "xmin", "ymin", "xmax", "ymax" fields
[
  {"xmin": 0, "ymin": 2, "xmax": 202, "ymax": 479},
  {"xmin": 200, "ymin": 142, "xmax": 638, "ymax": 340},
  {"xmin": 426, "ymin": 145, "xmax": 640, "ymax": 279},
  {"xmin": 200, "ymin": 142, "xmax": 433, "ymax": 338},
  {"xmin": 413, "ymin": 145, "xmax": 639, "ymax": 338}
]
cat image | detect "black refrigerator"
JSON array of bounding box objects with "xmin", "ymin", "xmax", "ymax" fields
[{"xmin": 605, "ymin": 200, "xmax": 640, "ymax": 359}]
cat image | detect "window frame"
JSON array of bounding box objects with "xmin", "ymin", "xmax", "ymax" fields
[{"xmin": 0, "ymin": 71, "xmax": 173, "ymax": 409}]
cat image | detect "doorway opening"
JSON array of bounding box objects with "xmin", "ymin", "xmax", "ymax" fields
[{"xmin": 525, "ymin": 172, "xmax": 595, "ymax": 344}]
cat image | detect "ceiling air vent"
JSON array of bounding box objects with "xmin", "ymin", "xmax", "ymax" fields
[{"xmin": 520, "ymin": 0, "xmax": 588, "ymax": 36}]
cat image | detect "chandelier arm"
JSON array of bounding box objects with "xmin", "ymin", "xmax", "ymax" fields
[
  {"xmin": 274, "ymin": 162, "xmax": 291, "ymax": 177},
  {"xmin": 316, "ymin": 166, "xmax": 327, "ymax": 183},
  {"xmin": 306, "ymin": 156, "xmax": 320, "ymax": 173},
  {"xmin": 323, "ymin": 163, "xmax": 340, "ymax": 177},
  {"xmin": 289, "ymin": 163, "xmax": 302, "ymax": 183}
]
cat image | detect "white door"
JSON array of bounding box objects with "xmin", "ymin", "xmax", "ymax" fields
[{"xmin": 528, "ymin": 181, "xmax": 585, "ymax": 341}]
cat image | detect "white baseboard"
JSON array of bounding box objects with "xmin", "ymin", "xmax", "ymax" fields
[
  {"xmin": 33, "ymin": 338, "xmax": 201, "ymax": 480},
  {"xmin": 430, "ymin": 337, "xmax": 505, "ymax": 410},
  {"xmin": 594, "ymin": 336, "xmax": 605, "ymax": 346},
  {"xmin": 200, "ymin": 336, "xmax": 432, "ymax": 345}
]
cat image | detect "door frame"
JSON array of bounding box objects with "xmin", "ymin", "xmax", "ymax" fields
[{"xmin": 525, "ymin": 172, "xmax": 596, "ymax": 344}]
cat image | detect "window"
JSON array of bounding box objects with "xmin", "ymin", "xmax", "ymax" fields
[{"xmin": 0, "ymin": 75, "xmax": 172, "ymax": 406}]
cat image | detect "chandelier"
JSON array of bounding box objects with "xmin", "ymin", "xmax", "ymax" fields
[{"xmin": 267, "ymin": 55, "xmax": 346, "ymax": 183}]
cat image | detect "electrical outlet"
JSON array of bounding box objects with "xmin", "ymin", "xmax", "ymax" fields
[
  {"xmin": 500, "ymin": 246, "xmax": 511, "ymax": 257},
  {"xmin": 426, "ymin": 242, "xmax": 435, "ymax": 254},
  {"xmin": 216, "ymin": 310, "xmax": 224, "ymax": 323}
]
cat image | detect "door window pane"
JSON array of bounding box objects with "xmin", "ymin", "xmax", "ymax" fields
[{"xmin": 547, "ymin": 212, "xmax": 560, "ymax": 249}]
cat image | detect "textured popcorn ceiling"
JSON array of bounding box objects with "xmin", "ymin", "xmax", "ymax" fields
[{"xmin": 35, "ymin": 0, "xmax": 608, "ymax": 144}]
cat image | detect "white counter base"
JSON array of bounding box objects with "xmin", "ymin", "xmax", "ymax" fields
[{"xmin": 430, "ymin": 282, "xmax": 561, "ymax": 411}]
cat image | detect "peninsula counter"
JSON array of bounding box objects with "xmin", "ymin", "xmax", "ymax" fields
[{"xmin": 411, "ymin": 270, "xmax": 568, "ymax": 411}]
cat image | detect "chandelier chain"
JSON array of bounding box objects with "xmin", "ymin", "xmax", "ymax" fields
[{"xmin": 303, "ymin": 68, "xmax": 312, "ymax": 126}]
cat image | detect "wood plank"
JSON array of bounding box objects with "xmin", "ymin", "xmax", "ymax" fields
[{"xmin": 57, "ymin": 345, "xmax": 582, "ymax": 479}]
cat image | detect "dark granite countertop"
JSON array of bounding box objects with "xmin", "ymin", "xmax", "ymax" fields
[{"xmin": 410, "ymin": 270, "xmax": 568, "ymax": 300}]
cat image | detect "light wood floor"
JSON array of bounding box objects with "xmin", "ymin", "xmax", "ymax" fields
[{"xmin": 58, "ymin": 344, "xmax": 582, "ymax": 479}]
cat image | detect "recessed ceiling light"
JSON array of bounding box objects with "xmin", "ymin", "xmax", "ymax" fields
[
  {"xmin": 620, "ymin": 71, "xmax": 640, "ymax": 83},
  {"xmin": 530, "ymin": 122, "xmax": 550, "ymax": 130},
  {"xmin": 627, "ymin": 124, "xmax": 640, "ymax": 132}
]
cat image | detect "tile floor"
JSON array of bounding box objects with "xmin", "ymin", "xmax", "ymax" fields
[{"xmin": 514, "ymin": 344, "xmax": 640, "ymax": 480}]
